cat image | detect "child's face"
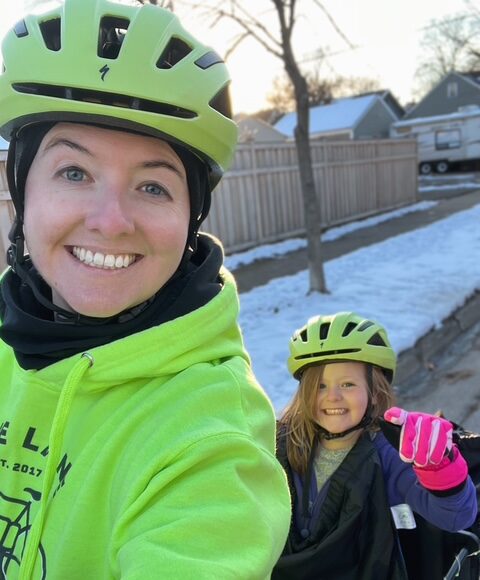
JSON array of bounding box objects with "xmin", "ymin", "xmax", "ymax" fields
[
  {"xmin": 23, "ymin": 123, "xmax": 190, "ymax": 317},
  {"xmin": 315, "ymin": 361, "xmax": 369, "ymax": 449}
]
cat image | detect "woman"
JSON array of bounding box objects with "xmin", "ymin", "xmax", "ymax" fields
[{"xmin": 0, "ymin": 1, "xmax": 291, "ymax": 578}]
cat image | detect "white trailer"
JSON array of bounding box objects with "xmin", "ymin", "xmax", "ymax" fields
[{"xmin": 390, "ymin": 106, "xmax": 480, "ymax": 174}]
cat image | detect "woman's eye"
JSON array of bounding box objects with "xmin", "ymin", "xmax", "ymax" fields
[
  {"xmin": 341, "ymin": 382, "xmax": 355, "ymax": 388},
  {"xmin": 142, "ymin": 183, "xmax": 169, "ymax": 197},
  {"xmin": 62, "ymin": 167, "xmax": 86, "ymax": 182},
  {"xmin": 318, "ymin": 383, "xmax": 327, "ymax": 390}
]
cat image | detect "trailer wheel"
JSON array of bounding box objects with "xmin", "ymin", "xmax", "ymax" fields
[
  {"xmin": 435, "ymin": 161, "xmax": 449, "ymax": 174},
  {"xmin": 419, "ymin": 162, "xmax": 433, "ymax": 175}
]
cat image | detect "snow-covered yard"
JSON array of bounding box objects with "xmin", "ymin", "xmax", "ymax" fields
[{"xmin": 227, "ymin": 197, "xmax": 480, "ymax": 413}]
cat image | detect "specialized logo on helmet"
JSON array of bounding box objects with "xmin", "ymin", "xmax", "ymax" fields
[{"xmin": 99, "ymin": 65, "xmax": 110, "ymax": 81}]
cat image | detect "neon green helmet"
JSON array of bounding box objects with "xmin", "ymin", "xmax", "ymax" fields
[
  {"xmin": 287, "ymin": 312, "xmax": 396, "ymax": 382},
  {"xmin": 0, "ymin": 0, "xmax": 237, "ymax": 190}
]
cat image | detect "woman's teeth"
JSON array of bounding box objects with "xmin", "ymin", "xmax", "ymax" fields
[
  {"xmin": 72, "ymin": 247, "xmax": 136, "ymax": 269},
  {"xmin": 323, "ymin": 409, "xmax": 347, "ymax": 415}
]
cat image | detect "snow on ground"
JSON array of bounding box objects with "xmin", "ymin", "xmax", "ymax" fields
[
  {"xmin": 233, "ymin": 201, "xmax": 480, "ymax": 413},
  {"xmin": 225, "ymin": 201, "xmax": 437, "ymax": 270},
  {"xmin": 419, "ymin": 183, "xmax": 480, "ymax": 193},
  {"xmin": 418, "ymin": 173, "xmax": 480, "ymax": 193}
]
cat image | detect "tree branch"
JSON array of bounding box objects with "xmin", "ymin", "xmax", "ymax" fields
[
  {"xmin": 207, "ymin": 5, "xmax": 283, "ymax": 59},
  {"xmin": 311, "ymin": 0, "xmax": 356, "ymax": 49}
]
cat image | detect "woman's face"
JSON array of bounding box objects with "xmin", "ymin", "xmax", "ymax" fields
[
  {"xmin": 23, "ymin": 123, "xmax": 190, "ymax": 317},
  {"xmin": 315, "ymin": 361, "xmax": 370, "ymax": 450}
]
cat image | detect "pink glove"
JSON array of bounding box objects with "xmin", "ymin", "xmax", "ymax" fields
[{"xmin": 384, "ymin": 407, "xmax": 468, "ymax": 491}]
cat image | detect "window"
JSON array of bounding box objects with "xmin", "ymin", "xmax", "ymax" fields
[
  {"xmin": 447, "ymin": 82, "xmax": 458, "ymax": 98},
  {"xmin": 435, "ymin": 129, "xmax": 461, "ymax": 150}
]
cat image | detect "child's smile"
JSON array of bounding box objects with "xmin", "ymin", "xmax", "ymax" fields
[{"xmin": 316, "ymin": 361, "xmax": 370, "ymax": 448}]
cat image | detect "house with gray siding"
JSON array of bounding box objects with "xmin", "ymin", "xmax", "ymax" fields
[
  {"xmin": 404, "ymin": 71, "xmax": 480, "ymax": 120},
  {"xmin": 274, "ymin": 91, "xmax": 403, "ymax": 141}
]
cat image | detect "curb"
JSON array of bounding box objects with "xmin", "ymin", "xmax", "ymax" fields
[{"xmin": 396, "ymin": 290, "xmax": 480, "ymax": 388}]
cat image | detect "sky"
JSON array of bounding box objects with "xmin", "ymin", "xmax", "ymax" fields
[
  {"xmin": 0, "ymin": 0, "xmax": 476, "ymax": 114},
  {"xmin": 222, "ymin": 186, "xmax": 480, "ymax": 415}
]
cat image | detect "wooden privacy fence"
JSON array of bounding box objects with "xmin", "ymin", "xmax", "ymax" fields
[
  {"xmin": 202, "ymin": 138, "xmax": 418, "ymax": 253},
  {"xmin": 0, "ymin": 138, "xmax": 417, "ymax": 270}
]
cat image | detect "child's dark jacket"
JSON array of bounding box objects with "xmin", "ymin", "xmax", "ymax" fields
[{"xmin": 273, "ymin": 428, "xmax": 477, "ymax": 580}]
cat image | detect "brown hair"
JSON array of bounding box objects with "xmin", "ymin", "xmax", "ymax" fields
[{"xmin": 278, "ymin": 363, "xmax": 395, "ymax": 475}]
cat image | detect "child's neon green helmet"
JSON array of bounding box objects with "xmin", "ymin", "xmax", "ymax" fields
[
  {"xmin": 288, "ymin": 312, "xmax": 397, "ymax": 382},
  {"xmin": 0, "ymin": 0, "xmax": 237, "ymax": 190}
]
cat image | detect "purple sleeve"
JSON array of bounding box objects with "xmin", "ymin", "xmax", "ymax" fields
[{"xmin": 373, "ymin": 431, "xmax": 477, "ymax": 532}]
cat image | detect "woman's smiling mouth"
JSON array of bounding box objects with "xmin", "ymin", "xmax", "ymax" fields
[{"xmin": 71, "ymin": 246, "xmax": 138, "ymax": 269}]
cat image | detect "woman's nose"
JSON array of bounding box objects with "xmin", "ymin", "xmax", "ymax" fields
[{"xmin": 85, "ymin": 188, "xmax": 135, "ymax": 238}]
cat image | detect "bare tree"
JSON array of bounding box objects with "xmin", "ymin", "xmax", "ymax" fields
[
  {"xmin": 197, "ymin": 2, "xmax": 354, "ymax": 293},
  {"xmin": 335, "ymin": 75, "xmax": 381, "ymax": 98},
  {"xmin": 267, "ymin": 70, "xmax": 380, "ymax": 113},
  {"xmin": 415, "ymin": 12, "xmax": 480, "ymax": 97},
  {"xmin": 267, "ymin": 69, "xmax": 335, "ymax": 112},
  {"xmin": 137, "ymin": 0, "xmax": 174, "ymax": 7}
]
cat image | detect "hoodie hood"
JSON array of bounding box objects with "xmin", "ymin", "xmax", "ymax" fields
[{"xmin": 38, "ymin": 262, "xmax": 247, "ymax": 392}]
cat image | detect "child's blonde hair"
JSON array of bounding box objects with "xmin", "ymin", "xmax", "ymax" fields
[{"xmin": 278, "ymin": 363, "xmax": 395, "ymax": 475}]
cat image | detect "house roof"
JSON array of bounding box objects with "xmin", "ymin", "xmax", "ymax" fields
[
  {"xmin": 237, "ymin": 117, "xmax": 287, "ymax": 142},
  {"xmin": 403, "ymin": 71, "xmax": 480, "ymax": 119},
  {"xmin": 392, "ymin": 104, "xmax": 480, "ymax": 128},
  {"xmin": 459, "ymin": 71, "xmax": 480, "ymax": 88},
  {"xmin": 274, "ymin": 94, "xmax": 380, "ymax": 138}
]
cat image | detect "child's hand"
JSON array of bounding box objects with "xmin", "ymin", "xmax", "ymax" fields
[
  {"xmin": 384, "ymin": 407, "xmax": 468, "ymax": 492},
  {"xmin": 383, "ymin": 406, "xmax": 452, "ymax": 467}
]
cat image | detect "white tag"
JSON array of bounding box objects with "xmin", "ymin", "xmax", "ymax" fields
[{"xmin": 390, "ymin": 504, "xmax": 416, "ymax": 529}]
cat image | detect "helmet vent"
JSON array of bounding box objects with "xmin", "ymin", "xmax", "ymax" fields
[
  {"xmin": 296, "ymin": 348, "xmax": 361, "ymax": 361},
  {"xmin": 98, "ymin": 17, "xmax": 130, "ymax": 59},
  {"xmin": 195, "ymin": 51, "xmax": 224, "ymax": 70},
  {"xmin": 342, "ymin": 322, "xmax": 357, "ymax": 337},
  {"xmin": 12, "ymin": 83, "xmax": 198, "ymax": 119},
  {"xmin": 357, "ymin": 320, "xmax": 374, "ymax": 332},
  {"xmin": 14, "ymin": 20, "xmax": 29, "ymax": 38},
  {"xmin": 319, "ymin": 322, "xmax": 330, "ymax": 340},
  {"xmin": 299, "ymin": 329, "xmax": 308, "ymax": 342},
  {"xmin": 40, "ymin": 18, "xmax": 61, "ymax": 52},
  {"xmin": 156, "ymin": 37, "xmax": 192, "ymax": 69},
  {"xmin": 209, "ymin": 85, "xmax": 233, "ymax": 119},
  {"xmin": 367, "ymin": 333, "xmax": 387, "ymax": 347}
]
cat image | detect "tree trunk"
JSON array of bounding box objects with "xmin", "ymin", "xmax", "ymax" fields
[{"xmin": 291, "ymin": 74, "xmax": 328, "ymax": 293}]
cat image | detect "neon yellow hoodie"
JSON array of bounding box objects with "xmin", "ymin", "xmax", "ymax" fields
[{"xmin": 0, "ymin": 268, "xmax": 291, "ymax": 579}]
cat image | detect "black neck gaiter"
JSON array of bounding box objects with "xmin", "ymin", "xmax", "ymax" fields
[{"xmin": 0, "ymin": 234, "xmax": 223, "ymax": 370}]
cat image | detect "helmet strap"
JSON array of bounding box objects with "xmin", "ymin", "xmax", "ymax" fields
[{"xmin": 317, "ymin": 413, "xmax": 373, "ymax": 440}]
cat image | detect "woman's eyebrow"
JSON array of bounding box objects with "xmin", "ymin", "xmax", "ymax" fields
[
  {"xmin": 42, "ymin": 139, "xmax": 184, "ymax": 179},
  {"xmin": 43, "ymin": 137, "xmax": 92, "ymax": 156},
  {"xmin": 140, "ymin": 159, "xmax": 184, "ymax": 179}
]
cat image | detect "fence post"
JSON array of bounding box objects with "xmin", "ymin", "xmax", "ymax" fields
[{"xmin": 249, "ymin": 141, "xmax": 264, "ymax": 243}]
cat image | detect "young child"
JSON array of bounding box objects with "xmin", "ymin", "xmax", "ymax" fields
[{"xmin": 273, "ymin": 311, "xmax": 477, "ymax": 580}]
